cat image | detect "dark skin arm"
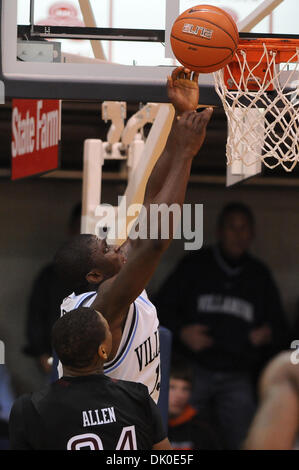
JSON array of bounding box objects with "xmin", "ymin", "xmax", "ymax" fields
[
  {"xmin": 92, "ymin": 110, "xmax": 212, "ymax": 314},
  {"xmin": 243, "ymin": 351, "xmax": 299, "ymax": 450},
  {"xmin": 117, "ymin": 67, "xmax": 200, "ymax": 256},
  {"xmin": 142, "ymin": 67, "xmax": 200, "ymax": 206},
  {"xmin": 91, "ymin": 69, "xmax": 212, "ymax": 355}
]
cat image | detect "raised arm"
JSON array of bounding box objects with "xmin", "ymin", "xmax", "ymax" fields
[
  {"xmin": 92, "ymin": 69, "xmax": 212, "ymax": 324},
  {"xmin": 142, "ymin": 67, "xmax": 200, "ymax": 206},
  {"xmin": 94, "ymin": 108, "xmax": 212, "ymax": 323}
]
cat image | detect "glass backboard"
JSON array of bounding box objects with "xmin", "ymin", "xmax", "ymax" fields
[
  {"xmin": 2, "ymin": 0, "xmax": 178, "ymax": 102},
  {"xmin": 1, "ymin": 0, "xmax": 299, "ymax": 101},
  {"xmin": 16, "ymin": 0, "xmax": 299, "ymax": 64},
  {"xmin": 17, "ymin": 0, "xmax": 173, "ymax": 67}
]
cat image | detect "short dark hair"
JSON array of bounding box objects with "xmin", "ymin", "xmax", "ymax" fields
[
  {"xmin": 217, "ymin": 202, "xmax": 255, "ymax": 230},
  {"xmin": 170, "ymin": 362, "xmax": 194, "ymax": 386},
  {"xmin": 52, "ymin": 307, "xmax": 107, "ymax": 369},
  {"xmin": 54, "ymin": 234, "xmax": 96, "ymax": 294}
]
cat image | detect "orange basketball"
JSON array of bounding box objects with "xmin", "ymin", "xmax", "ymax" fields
[{"xmin": 170, "ymin": 4, "xmax": 239, "ymax": 73}]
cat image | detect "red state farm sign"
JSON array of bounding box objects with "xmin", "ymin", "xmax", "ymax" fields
[{"xmin": 11, "ymin": 99, "xmax": 61, "ymax": 180}]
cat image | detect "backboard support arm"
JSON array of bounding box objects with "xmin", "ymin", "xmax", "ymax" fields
[
  {"xmin": 237, "ymin": 0, "xmax": 284, "ymax": 32},
  {"xmin": 78, "ymin": 0, "xmax": 107, "ymax": 60}
]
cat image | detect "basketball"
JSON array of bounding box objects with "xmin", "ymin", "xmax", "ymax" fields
[{"xmin": 170, "ymin": 4, "xmax": 239, "ymax": 73}]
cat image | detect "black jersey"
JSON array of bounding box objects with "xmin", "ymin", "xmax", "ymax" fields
[{"xmin": 9, "ymin": 375, "xmax": 166, "ymax": 450}]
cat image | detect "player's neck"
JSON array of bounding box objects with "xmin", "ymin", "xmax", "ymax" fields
[{"xmin": 62, "ymin": 364, "xmax": 104, "ymax": 377}]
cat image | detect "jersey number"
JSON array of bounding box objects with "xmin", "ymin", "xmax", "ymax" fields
[
  {"xmin": 67, "ymin": 425, "xmax": 137, "ymax": 450},
  {"xmin": 150, "ymin": 364, "xmax": 160, "ymax": 396}
]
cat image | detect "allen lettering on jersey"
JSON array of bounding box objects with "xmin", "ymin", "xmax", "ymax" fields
[
  {"xmin": 82, "ymin": 407, "xmax": 116, "ymax": 427},
  {"xmin": 134, "ymin": 329, "xmax": 160, "ymax": 372}
]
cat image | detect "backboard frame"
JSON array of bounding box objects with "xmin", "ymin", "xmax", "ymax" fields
[
  {"xmin": 0, "ymin": 0, "xmax": 219, "ymax": 103},
  {"xmin": 2, "ymin": 1, "xmax": 298, "ymax": 103}
]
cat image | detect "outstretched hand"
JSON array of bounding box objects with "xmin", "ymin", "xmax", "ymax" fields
[
  {"xmin": 167, "ymin": 66, "xmax": 199, "ymax": 115},
  {"xmin": 168, "ymin": 108, "xmax": 213, "ymax": 160}
]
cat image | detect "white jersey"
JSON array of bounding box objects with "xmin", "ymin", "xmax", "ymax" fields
[{"xmin": 59, "ymin": 290, "xmax": 161, "ymax": 403}]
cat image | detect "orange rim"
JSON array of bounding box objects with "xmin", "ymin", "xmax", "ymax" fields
[{"xmin": 231, "ymin": 37, "xmax": 299, "ymax": 64}]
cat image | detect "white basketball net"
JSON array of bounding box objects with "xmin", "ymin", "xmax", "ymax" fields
[{"xmin": 213, "ymin": 44, "xmax": 299, "ymax": 172}]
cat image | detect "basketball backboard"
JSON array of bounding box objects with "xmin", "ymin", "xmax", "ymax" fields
[
  {"xmin": 2, "ymin": 0, "xmax": 298, "ymax": 187},
  {"xmin": 1, "ymin": 0, "xmax": 181, "ymax": 102},
  {"xmin": 2, "ymin": 0, "xmax": 298, "ymax": 102},
  {"xmin": 16, "ymin": 1, "xmax": 299, "ymax": 62}
]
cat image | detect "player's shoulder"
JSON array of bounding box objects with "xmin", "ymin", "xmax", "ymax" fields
[
  {"xmin": 135, "ymin": 291, "xmax": 156, "ymax": 309},
  {"xmin": 61, "ymin": 292, "xmax": 76, "ymax": 308},
  {"xmin": 61, "ymin": 290, "xmax": 96, "ymax": 310},
  {"xmin": 11, "ymin": 393, "xmax": 31, "ymax": 412},
  {"xmin": 10, "ymin": 390, "xmax": 42, "ymax": 418},
  {"xmin": 112, "ymin": 378, "xmax": 150, "ymax": 400},
  {"xmin": 26, "ymin": 384, "xmax": 53, "ymax": 410}
]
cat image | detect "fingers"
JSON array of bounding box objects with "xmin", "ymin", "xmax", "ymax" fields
[
  {"xmin": 192, "ymin": 71, "xmax": 199, "ymax": 83},
  {"xmin": 172, "ymin": 66, "xmax": 188, "ymax": 81},
  {"xmin": 171, "ymin": 66, "xmax": 199, "ymax": 82},
  {"xmin": 179, "ymin": 108, "xmax": 213, "ymax": 129},
  {"xmin": 193, "ymin": 108, "xmax": 214, "ymax": 132},
  {"xmin": 167, "ymin": 75, "xmax": 173, "ymax": 89},
  {"xmin": 171, "ymin": 66, "xmax": 194, "ymax": 81},
  {"xmin": 184, "ymin": 70, "xmax": 192, "ymax": 81},
  {"xmin": 197, "ymin": 107, "xmax": 214, "ymax": 129}
]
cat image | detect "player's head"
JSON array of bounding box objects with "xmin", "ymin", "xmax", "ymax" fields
[
  {"xmin": 52, "ymin": 307, "xmax": 112, "ymax": 373},
  {"xmin": 168, "ymin": 365, "xmax": 194, "ymax": 419},
  {"xmin": 217, "ymin": 202, "xmax": 255, "ymax": 259},
  {"xmin": 54, "ymin": 234, "xmax": 126, "ymax": 294}
]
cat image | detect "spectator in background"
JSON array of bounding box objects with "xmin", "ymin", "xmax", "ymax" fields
[
  {"xmin": 155, "ymin": 202, "xmax": 290, "ymax": 449},
  {"xmin": 23, "ymin": 203, "xmax": 81, "ymax": 375},
  {"xmin": 168, "ymin": 361, "xmax": 220, "ymax": 450}
]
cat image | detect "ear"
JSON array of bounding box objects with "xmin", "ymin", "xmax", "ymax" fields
[
  {"xmin": 98, "ymin": 344, "xmax": 108, "ymax": 361},
  {"xmin": 86, "ymin": 269, "xmax": 104, "ymax": 285}
]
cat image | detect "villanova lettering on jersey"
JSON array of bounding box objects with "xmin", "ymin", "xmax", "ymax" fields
[
  {"xmin": 134, "ymin": 329, "xmax": 160, "ymax": 371},
  {"xmin": 197, "ymin": 294, "xmax": 254, "ymax": 323}
]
